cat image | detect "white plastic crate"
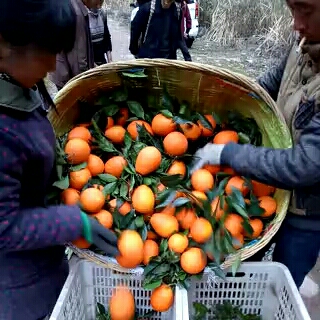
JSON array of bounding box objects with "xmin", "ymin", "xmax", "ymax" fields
[
  {"xmin": 186, "ymin": 262, "xmax": 311, "ymax": 320},
  {"xmin": 50, "ymin": 259, "xmax": 183, "ymax": 320}
]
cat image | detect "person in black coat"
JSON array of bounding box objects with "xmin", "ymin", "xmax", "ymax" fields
[{"xmin": 130, "ymin": 0, "xmax": 182, "ymax": 59}]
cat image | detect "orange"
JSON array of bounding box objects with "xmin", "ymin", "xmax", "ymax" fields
[
  {"xmin": 65, "ymin": 138, "xmax": 91, "ymax": 165},
  {"xmin": 87, "ymin": 154, "xmax": 105, "ymax": 176},
  {"xmin": 252, "ymin": 180, "xmax": 275, "ymax": 197},
  {"xmin": 105, "ymin": 125, "xmax": 126, "ymax": 144},
  {"xmin": 67, "ymin": 126, "xmax": 92, "ymax": 142},
  {"xmin": 72, "ymin": 237, "xmax": 90, "ymax": 249},
  {"xmin": 92, "ymin": 209, "xmax": 113, "ymax": 229},
  {"xmin": 132, "ymin": 185, "xmax": 155, "ymax": 215},
  {"xmin": 117, "ymin": 230, "xmax": 144, "ymax": 268},
  {"xmin": 61, "ymin": 188, "xmax": 80, "ymax": 205},
  {"xmin": 180, "ymin": 247, "xmax": 207, "ymax": 274},
  {"xmin": 79, "ymin": 187, "xmax": 105, "ymax": 213},
  {"xmin": 168, "ymin": 233, "xmax": 189, "ymax": 253},
  {"xmin": 116, "ymin": 253, "xmax": 143, "ymax": 269},
  {"xmin": 176, "ymin": 208, "xmax": 197, "ymax": 230},
  {"xmin": 69, "ymin": 168, "xmax": 92, "ymax": 190},
  {"xmin": 150, "ymin": 284, "xmax": 174, "ymax": 312},
  {"xmin": 224, "ymin": 213, "xmax": 244, "ymax": 237},
  {"xmin": 78, "ymin": 122, "xmax": 91, "ymax": 128},
  {"xmin": 167, "ymin": 161, "xmax": 186, "ymax": 178},
  {"xmin": 147, "ymin": 231, "xmax": 158, "ymax": 240},
  {"xmin": 163, "ymin": 131, "xmax": 188, "ymax": 156},
  {"xmin": 158, "ymin": 204, "xmax": 176, "ymax": 216},
  {"xmin": 180, "ymin": 123, "xmax": 202, "ymax": 140},
  {"xmin": 109, "ymin": 286, "xmax": 135, "ymax": 320},
  {"xmin": 143, "ymin": 239, "xmax": 159, "ymax": 265},
  {"xmin": 104, "ymin": 156, "xmax": 127, "ymax": 178},
  {"xmin": 150, "ymin": 213, "xmax": 179, "ymax": 238},
  {"xmin": 191, "ymin": 191, "xmax": 208, "ymax": 202},
  {"xmin": 203, "ymin": 164, "xmax": 220, "ymax": 175},
  {"xmin": 259, "ymin": 196, "xmax": 277, "ymax": 217},
  {"xmin": 211, "ymin": 196, "xmax": 228, "ymax": 220},
  {"xmin": 191, "ymin": 169, "xmax": 214, "ymax": 192},
  {"xmin": 135, "ymin": 146, "xmax": 162, "ymax": 176},
  {"xmin": 190, "ymin": 218, "xmax": 213, "ymax": 243},
  {"xmin": 106, "ymin": 116, "xmax": 114, "ymax": 129},
  {"xmin": 213, "ymin": 130, "xmax": 239, "ymax": 144},
  {"xmin": 151, "ymin": 113, "xmax": 177, "ymax": 136},
  {"xmin": 109, "ymin": 199, "xmax": 131, "ymax": 216},
  {"xmin": 197, "ymin": 115, "xmax": 216, "ymax": 137},
  {"xmin": 127, "ymin": 120, "xmax": 153, "ymax": 140},
  {"xmin": 225, "ymin": 176, "xmax": 249, "ymax": 196},
  {"xmin": 222, "ymin": 166, "xmax": 237, "ymax": 175},
  {"xmin": 115, "ymin": 107, "xmax": 129, "ymax": 126},
  {"xmin": 232, "ymin": 233, "xmax": 244, "ymax": 250},
  {"xmin": 246, "ymin": 218, "xmax": 264, "ymax": 239}
]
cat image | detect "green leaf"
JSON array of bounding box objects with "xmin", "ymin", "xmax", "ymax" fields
[
  {"xmin": 98, "ymin": 174, "xmax": 118, "ymax": 183},
  {"xmin": 69, "ymin": 162, "xmax": 87, "ymax": 172},
  {"xmin": 53, "ymin": 176, "xmax": 69, "ymax": 190},
  {"xmin": 242, "ymin": 219, "xmax": 254, "ymax": 236},
  {"xmin": 160, "ymin": 110, "xmax": 173, "ymax": 118},
  {"xmin": 134, "ymin": 216, "xmax": 144, "ymax": 228},
  {"xmin": 161, "ymin": 89, "xmax": 174, "ymax": 111},
  {"xmin": 160, "ymin": 174, "xmax": 184, "ymax": 188},
  {"xmin": 127, "ymin": 101, "xmax": 145, "ymax": 119},
  {"xmin": 238, "ymin": 132, "xmax": 251, "ymax": 144},
  {"xmin": 172, "ymin": 197, "xmax": 190, "ymax": 207},
  {"xmin": 143, "ymin": 177, "xmax": 153, "ymax": 186},
  {"xmin": 172, "ymin": 116, "xmax": 192, "ymax": 125},
  {"xmin": 197, "ymin": 113, "xmax": 214, "ymax": 130},
  {"xmin": 102, "ymin": 104, "xmax": 119, "ymax": 116},
  {"xmin": 56, "ymin": 165, "xmax": 64, "ymax": 180},
  {"xmin": 159, "ymin": 239, "xmax": 168, "ymax": 253},
  {"xmin": 143, "ymin": 280, "xmax": 162, "ymax": 290},
  {"xmin": 231, "ymin": 255, "xmax": 241, "ymax": 276},
  {"xmin": 121, "ymin": 71, "xmax": 147, "ymax": 78},
  {"xmin": 233, "ymin": 203, "xmax": 249, "ymax": 219},
  {"xmin": 112, "ymin": 89, "xmax": 128, "ymax": 102},
  {"xmin": 103, "ymin": 182, "xmax": 117, "ymax": 195},
  {"xmin": 120, "ymin": 183, "xmax": 128, "ymax": 198}
]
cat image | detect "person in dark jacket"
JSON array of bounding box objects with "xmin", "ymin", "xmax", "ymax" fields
[
  {"xmin": 177, "ymin": 0, "xmax": 192, "ymax": 61},
  {"xmin": 0, "ymin": 1, "xmax": 118, "ymax": 319},
  {"xmin": 190, "ymin": 0, "xmax": 320, "ymax": 289},
  {"xmin": 129, "ymin": 0, "xmax": 182, "ymax": 59},
  {"xmin": 87, "ymin": 0, "xmax": 113, "ymax": 65},
  {"xmin": 49, "ymin": 0, "xmax": 97, "ymax": 90}
]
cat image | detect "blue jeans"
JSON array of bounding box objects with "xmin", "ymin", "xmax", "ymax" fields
[{"xmin": 248, "ymin": 218, "xmax": 320, "ymax": 288}]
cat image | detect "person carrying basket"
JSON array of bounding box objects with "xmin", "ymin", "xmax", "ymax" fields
[
  {"xmin": 191, "ymin": 0, "xmax": 320, "ymax": 289},
  {"xmin": 0, "ymin": 1, "xmax": 118, "ymax": 319}
]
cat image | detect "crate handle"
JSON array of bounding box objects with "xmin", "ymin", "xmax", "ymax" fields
[{"xmin": 225, "ymin": 272, "xmax": 246, "ymax": 278}]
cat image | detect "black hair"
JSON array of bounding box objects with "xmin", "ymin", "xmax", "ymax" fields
[{"xmin": 0, "ymin": 0, "xmax": 76, "ymax": 54}]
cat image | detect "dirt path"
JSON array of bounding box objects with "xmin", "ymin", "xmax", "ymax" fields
[{"xmin": 108, "ymin": 16, "xmax": 273, "ymax": 79}]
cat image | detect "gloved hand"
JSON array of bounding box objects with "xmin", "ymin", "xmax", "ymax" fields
[
  {"xmin": 190, "ymin": 143, "xmax": 225, "ymax": 173},
  {"xmin": 80, "ymin": 211, "xmax": 119, "ymax": 256}
]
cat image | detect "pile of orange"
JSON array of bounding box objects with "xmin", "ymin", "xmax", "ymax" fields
[{"xmin": 54, "ymin": 101, "xmax": 278, "ymax": 315}]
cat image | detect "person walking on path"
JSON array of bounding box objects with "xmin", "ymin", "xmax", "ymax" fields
[
  {"xmin": 178, "ymin": 0, "xmax": 192, "ymax": 61},
  {"xmin": 129, "ymin": 0, "xmax": 182, "ymax": 59},
  {"xmin": 190, "ymin": 0, "xmax": 320, "ymax": 289},
  {"xmin": 0, "ymin": 1, "xmax": 118, "ymax": 319},
  {"xmin": 87, "ymin": 0, "xmax": 113, "ymax": 65}
]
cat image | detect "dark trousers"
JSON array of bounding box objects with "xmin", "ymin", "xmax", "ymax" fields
[
  {"xmin": 178, "ymin": 38, "xmax": 192, "ymax": 61},
  {"xmin": 247, "ymin": 218, "xmax": 320, "ymax": 288}
]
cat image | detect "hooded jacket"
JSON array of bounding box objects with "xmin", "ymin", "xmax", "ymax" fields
[
  {"xmin": 130, "ymin": 0, "xmax": 182, "ymax": 59},
  {"xmin": 220, "ymin": 39, "xmax": 320, "ymax": 230},
  {"xmin": 0, "ymin": 76, "xmax": 83, "ymax": 319}
]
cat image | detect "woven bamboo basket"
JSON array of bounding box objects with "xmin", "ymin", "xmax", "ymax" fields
[{"xmin": 50, "ymin": 59, "xmax": 292, "ymax": 272}]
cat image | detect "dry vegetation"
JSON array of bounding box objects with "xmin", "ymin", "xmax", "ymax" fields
[{"xmin": 200, "ymin": 0, "xmax": 293, "ymax": 57}]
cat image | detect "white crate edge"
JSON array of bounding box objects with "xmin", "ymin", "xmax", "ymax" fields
[
  {"xmin": 50, "ymin": 258, "xmax": 183, "ymax": 320},
  {"xmin": 184, "ymin": 262, "xmax": 312, "ymax": 320}
]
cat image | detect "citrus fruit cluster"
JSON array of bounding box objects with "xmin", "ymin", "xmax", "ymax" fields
[{"xmin": 51, "ymin": 88, "xmax": 277, "ymax": 315}]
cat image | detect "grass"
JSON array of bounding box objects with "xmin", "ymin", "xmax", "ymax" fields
[{"xmin": 199, "ymin": 0, "xmax": 293, "ymax": 58}]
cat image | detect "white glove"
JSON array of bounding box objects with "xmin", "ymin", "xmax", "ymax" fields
[{"xmin": 190, "ymin": 143, "xmax": 225, "ymax": 173}]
